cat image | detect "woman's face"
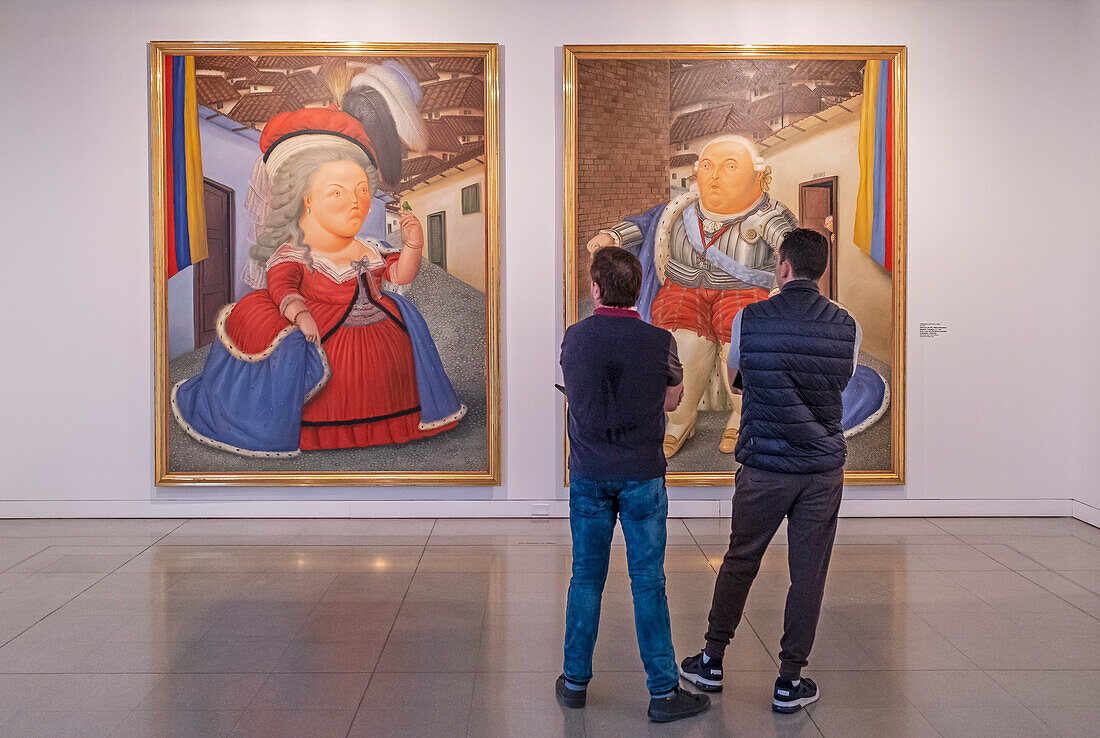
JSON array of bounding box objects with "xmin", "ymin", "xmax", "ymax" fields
[{"xmin": 303, "ymin": 160, "xmax": 372, "ymax": 237}]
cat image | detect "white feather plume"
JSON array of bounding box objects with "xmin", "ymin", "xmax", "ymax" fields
[{"xmin": 351, "ymin": 66, "xmax": 428, "ymax": 154}]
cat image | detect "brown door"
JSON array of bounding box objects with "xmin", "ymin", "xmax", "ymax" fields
[
  {"xmin": 798, "ymin": 176, "xmax": 838, "ymax": 299},
  {"xmin": 194, "ymin": 179, "xmax": 234, "ymax": 348}
]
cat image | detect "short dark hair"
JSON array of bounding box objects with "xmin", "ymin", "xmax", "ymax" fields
[
  {"xmin": 778, "ymin": 228, "xmax": 829, "ymax": 281},
  {"xmin": 590, "ymin": 246, "xmax": 642, "ymax": 307}
]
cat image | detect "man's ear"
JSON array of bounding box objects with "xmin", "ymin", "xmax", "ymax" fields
[{"xmin": 590, "ymin": 281, "xmax": 601, "ymax": 302}]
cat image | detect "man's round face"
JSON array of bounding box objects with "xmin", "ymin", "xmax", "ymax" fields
[{"xmin": 696, "ymin": 140, "xmax": 763, "ymax": 214}]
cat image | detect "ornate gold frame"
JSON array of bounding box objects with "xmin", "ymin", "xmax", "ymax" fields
[
  {"xmin": 563, "ymin": 45, "xmax": 906, "ymax": 486},
  {"xmin": 152, "ymin": 42, "xmax": 501, "ymax": 486}
]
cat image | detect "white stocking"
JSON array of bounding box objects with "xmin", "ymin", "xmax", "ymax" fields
[{"xmin": 666, "ymin": 329, "xmax": 718, "ymax": 438}]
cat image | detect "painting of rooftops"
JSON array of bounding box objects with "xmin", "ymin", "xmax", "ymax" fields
[
  {"xmin": 152, "ymin": 44, "xmax": 499, "ymax": 485},
  {"xmin": 565, "ymin": 47, "xmax": 905, "ymax": 485}
]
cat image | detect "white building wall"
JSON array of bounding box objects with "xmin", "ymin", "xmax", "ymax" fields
[
  {"xmin": 763, "ymin": 113, "xmax": 893, "ymax": 363},
  {"xmin": 404, "ymin": 166, "xmax": 487, "ymax": 292},
  {"xmin": 0, "ymin": 0, "xmax": 1095, "ymax": 519}
]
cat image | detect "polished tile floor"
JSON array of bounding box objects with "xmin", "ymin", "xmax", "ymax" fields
[{"xmin": 0, "ymin": 517, "xmax": 1098, "ymax": 737}]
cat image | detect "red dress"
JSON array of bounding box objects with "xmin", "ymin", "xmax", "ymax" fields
[{"xmin": 225, "ymin": 243, "xmax": 459, "ymax": 449}]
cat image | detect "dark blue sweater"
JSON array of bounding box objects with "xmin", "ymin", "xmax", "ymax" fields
[{"xmin": 561, "ymin": 308, "xmax": 681, "ymax": 481}]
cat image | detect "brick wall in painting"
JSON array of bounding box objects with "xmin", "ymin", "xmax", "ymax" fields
[{"xmin": 575, "ymin": 59, "xmax": 670, "ymax": 296}]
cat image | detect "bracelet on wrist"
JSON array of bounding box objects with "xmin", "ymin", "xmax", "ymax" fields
[{"xmin": 290, "ymin": 308, "xmax": 311, "ymax": 324}]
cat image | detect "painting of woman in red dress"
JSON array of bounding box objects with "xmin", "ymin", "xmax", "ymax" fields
[{"xmin": 172, "ymin": 105, "xmax": 465, "ymax": 457}]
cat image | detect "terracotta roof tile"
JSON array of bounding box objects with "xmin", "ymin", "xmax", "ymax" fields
[
  {"xmin": 670, "ymin": 62, "xmax": 751, "ymax": 108},
  {"xmin": 670, "ymin": 153, "xmax": 698, "ymax": 168},
  {"xmin": 226, "ymin": 92, "xmax": 302, "ymax": 125},
  {"xmin": 811, "ymin": 85, "xmax": 857, "ymax": 99},
  {"xmin": 235, "ymin": 72, "xmax": 291, "ymax": 89},
  {"xmin": 439, "ymin": 115, "xmax": 484, "ymax": 136},
  {"xmin": 749, "ymin": 85, "xmax": 824, "ymax": 120},
  {"xmin": 195, "ymin": 75, "xmax": 241, "ymax": 106},
  {"xmin": 790, "ymin": 60, "xmax": 865, "ymax": 86},
  {"xmin": 431, "ymin": 57, "xmax": 484, "ymax": 75},
  {"xmin": 400, "ymin": 155, "xmax": 445, "ymax": 179},
  {"xmin": 194, "ymin": 55, "xmax": 254, "ymax": 73},
  {"xmin": 748, "ymin": 61, "xmax": 795, "ymax": 95},
  {"xmin": 225, "ymin": 59, "xmax": 261, "ymax": 81},
  {"xmin": 419, "ymin": 77, "xmax": 484, "ymax": 113},
  {"xmin": 670, "ymin": 104, "xmax": 774, "ymax": 144},
  {"xmin": 255, "ymin": 55, "xmax": 324, "ymax": 71},
  {"xmin": 389, "ymin": 142, "xmax": 485, "ymax": 195},
  {"xmin": 423, "ymin": 118, "xmax": 462, "ymax": 153},
  {"xmin": 273, "ymin": 70, "xmax": 333, "ymax": 105}
]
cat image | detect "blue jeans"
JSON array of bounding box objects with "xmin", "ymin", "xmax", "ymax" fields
[{"xmin": 563, "ymin": 474, "xmax": 678, "ymax": 696}]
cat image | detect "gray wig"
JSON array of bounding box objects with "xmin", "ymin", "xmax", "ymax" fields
[{"xmin": 250, "ymin": 146, "xmax": 379, "ymax": 266}]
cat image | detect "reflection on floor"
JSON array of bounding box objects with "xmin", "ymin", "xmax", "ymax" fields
[{"xmin": 0, "ymin": 517, "xmax": 1097, "ymax": 737}]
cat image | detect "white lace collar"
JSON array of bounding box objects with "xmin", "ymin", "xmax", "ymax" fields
[{"xmin": 267, "ymin": 239, "xmax": 386, "ymax": 284}]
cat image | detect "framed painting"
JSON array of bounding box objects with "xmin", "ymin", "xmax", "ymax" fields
[
  {"xmin": 564, "ymin": 45, "xmax": 906, "ymax": 486},
  {"xmin": 152, "ymin": 42, "xmax": 500, "ymax": 486}
]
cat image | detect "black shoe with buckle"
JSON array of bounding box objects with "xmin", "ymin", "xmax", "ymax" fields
[
  {"xmin": 555, "ymin": 675, "xmax": 586, "ymax": 708},
  {"xmin": 772, "ymin": 676, "xmax": 818, "ymax": 713},
  {"xmin": 679, "ymin": 651, "xmax": 723, "ymax": 692},
  {"xmin": 647, "ymin": 686, "xmax": 710, "ymax": 722}
]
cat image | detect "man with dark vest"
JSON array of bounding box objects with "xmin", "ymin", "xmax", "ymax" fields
[
  {"xmin": 557, "ymin": 247, "xmax": 710, "ymax": 723},
  {"xmin": 678, "ymin": 229, "xmax": 862, "ymax": 714}
]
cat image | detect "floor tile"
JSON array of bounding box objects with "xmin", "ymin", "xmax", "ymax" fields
[
  {"xmin": 0, "ymin": 709, "xmax": 129, "ymax": 737},
  {"xmin": 919, "ymin": 705, "xmax": 1057, "ymax": 737},
  {"xmin": 1029, "ymin": 706, "xmax": 1098, "ymax": 738},
  {"xmin": 247, "ymin": 672, "xmax": 370, "ymax": 711},
  {"xmin": 986, "ymin": 670, "xmax": 1100, "ymax": 707},
  {"xmin": 0, "ymin": 516, "xmax": 1095, "ymax": 738},
  {"xmin": 138, "ymin": 673, "xmax": 267, "ymax": 711},
  {"xmin": 804, "ymin": 706, "xmax": 940, "ymax": 737},
  {"xmin": 229, "ymin": 708, "xmax": 355, "ymax": 738},
  {"xmin": 275, "ymin": 637, "xmax": 387, "ymax": 673},
  {"xmin": 896, "ymin": 670, "xmax": 1021, "ymax": 707},
  {"xmin": 112, "ymin": 710, "xmax": 243, "ymax": 738}
]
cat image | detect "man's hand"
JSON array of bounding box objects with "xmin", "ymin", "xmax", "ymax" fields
[
  {"xmin": 586, "ymin": 232, "xmax": 616, "ymax": 254},
  {"xmin": 664, "ymin": 382, "xmax": 684, "ymax": 411}
]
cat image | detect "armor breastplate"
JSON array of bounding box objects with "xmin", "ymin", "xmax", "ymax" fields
[{"xmin": 665, "ymin": 217, "xmax": 775, "ymax": 290}]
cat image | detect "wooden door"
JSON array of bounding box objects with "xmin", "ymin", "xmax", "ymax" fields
[
  {"xmin": 194, "ymin": 179, "xmax": 234, "ymax": 348},
  {"xmin": 798, "ymin": 176, "xmax": 838, "ymax": 299},
  {"xmin": 426, "ymin": 211, "xmax": 447, "ymax": 270}
]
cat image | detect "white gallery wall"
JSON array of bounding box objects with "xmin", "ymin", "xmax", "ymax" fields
[{"xmin": 0, "ymin": 0, "xmax": 1096, "ymax": 519}]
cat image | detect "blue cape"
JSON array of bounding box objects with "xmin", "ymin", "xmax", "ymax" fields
[{"xmin": 173, "ymin": 292, "xmax": 463, "ymax": 456}]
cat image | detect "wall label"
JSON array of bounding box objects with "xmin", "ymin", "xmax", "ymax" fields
[{"xmin": 919, "ymin": 322, "xmax": 949, "ymax": 339}]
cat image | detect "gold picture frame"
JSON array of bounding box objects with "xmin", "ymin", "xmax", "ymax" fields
[
  {"xmin": 152, "ymin": 42, "xmax": 501, "ymax": 486},
  {"xmin": 564, "ymin": 45, "xmax": 906, "ymax": 486}
]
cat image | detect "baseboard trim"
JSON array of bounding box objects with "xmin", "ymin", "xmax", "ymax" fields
[{"xmin": 1073, "ymin": 500, "xmax": 1100, "ymax": 528}]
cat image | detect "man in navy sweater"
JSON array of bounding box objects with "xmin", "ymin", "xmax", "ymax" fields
[
  {"xmin": 679, "ymin": 229, "xmax": 861, "ymax": 714},
  {"xmin": 557, "ymin": 247, "xmax": 709, "ymax": 723}
]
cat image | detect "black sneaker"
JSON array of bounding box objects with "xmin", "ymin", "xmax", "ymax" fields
[
  {"xmin": 679, "ymin": 651, "xmax": 723, "ymax": 692},
  {"xmin": 772, "ymin": 676, "xmax": 818, "ymax": 713},
  {"xmin": 555, "ymin": 675, "xmax": 586, "ymax": 708},
  {"xmin": 647, "ymin": 686, "xmax": 710, "ymax": 722}
]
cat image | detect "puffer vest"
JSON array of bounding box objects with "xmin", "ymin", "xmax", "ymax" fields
[{"xmin": 734, "ymin": 280, "xmax": 857, "ymax": 473}]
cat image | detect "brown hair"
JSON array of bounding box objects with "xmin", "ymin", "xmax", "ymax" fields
[{"xmin": 590, "ymin": 246, "xmax": 643, "ymax": 308}]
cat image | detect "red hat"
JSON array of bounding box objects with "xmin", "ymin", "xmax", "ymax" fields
[{"xmin": 259, "ymin": 107, "xmax": 378, "ymax": 173}]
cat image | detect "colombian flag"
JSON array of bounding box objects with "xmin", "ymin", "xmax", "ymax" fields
[
  {"xmin": 853, "ymin": 59, "xmax": 893, "ymax": 272},
  {"xmin": 164, "ymin": 55, "xmax": 208, "ymax": 278}
]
